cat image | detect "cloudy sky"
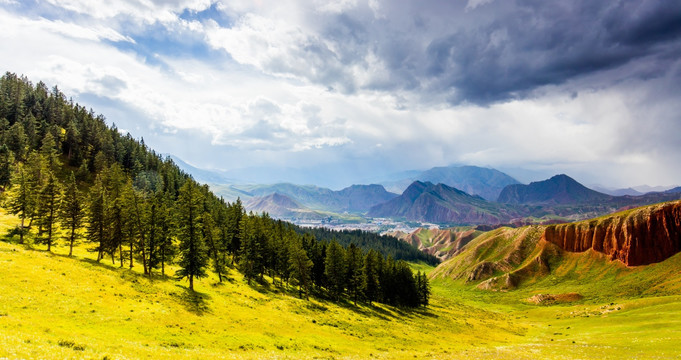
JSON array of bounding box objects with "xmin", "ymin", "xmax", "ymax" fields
[{"xmin": 2, "ymin": 0, "xmax": 680, "ymax": 189}]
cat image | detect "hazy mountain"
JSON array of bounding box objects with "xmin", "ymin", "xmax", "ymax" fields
[
  {"xmin": 590, "ymin": 185, "xmax": 643, "ymax": 196},
  {"xmin": 243, "ymin": 193, "xmax": 342, "ymax": 221},
  {"xmin": 230, "ymin": 183, "xmax": 398, "ymax": 214},
  {"xmin": 382, "ymin": 165, "xmax": 519, "ymax": 201},
  {"xmin": 244, "ymin": 193, "xmax": 305, "ymax": 218},
  {"xmin": 666, "ymin": 186, "xmax": 681, "ymax": 194},
  {"xmin": 497, "ymin": 174, "xmax": 612, "ymax": 205},
  {"xmin": 167, "ymin": 154, "xmax": 234, "ymax": 184},
  {"xmin": 632, "ymin": 185, "xmax": 679, "ymax": 193},
  {"xmin": 368, "ymin": 181, "xmax": 518, "ymax": 224}
]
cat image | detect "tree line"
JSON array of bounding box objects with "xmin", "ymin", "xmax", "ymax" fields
[{"xmin": 0, "ymin": 72, "xmax": 430, "ymax": 308}]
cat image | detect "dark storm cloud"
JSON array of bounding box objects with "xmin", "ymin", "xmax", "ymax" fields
[
  {"xmin": 306, "ymin": 0, "xmax": 681, "ymax": 105},
  {"xmin": 413, "ymin": 1, "xmax": 681, "ymax": 104}
]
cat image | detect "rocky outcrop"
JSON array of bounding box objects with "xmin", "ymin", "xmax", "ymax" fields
[{"xmin": 542, "ymin": 201, "xmax": 681, "ymax": 266}]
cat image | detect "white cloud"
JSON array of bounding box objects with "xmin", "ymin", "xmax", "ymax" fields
[
  {"xmin": 465, "ymin": 0, "xmax": 495, "ymax": 11},
  {"xmin": 0, "ymin": 11, "xmax": 133, "ymax": 43},
  {"xmin": 314, "ymin": 0, "xmax": 357, "ymax": 14},
  {"xmin": 2, "ymin": 1, "xmax": 680, "ymax": 188},
  {"xmin": 43, "ymin": 0, "xmax": 212, "ymax": 23}
]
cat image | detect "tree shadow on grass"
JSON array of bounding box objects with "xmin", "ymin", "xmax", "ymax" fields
[
  {"xmin": 174, "ymin": 285, "xmax": 212, "ymax": 316},
  {"xmin": 331, "ymin": 297, "xmax": 439, "ymax": 321}
]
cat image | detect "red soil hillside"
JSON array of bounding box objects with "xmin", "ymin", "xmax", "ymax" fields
[
  {"xmin": 390, "ymin": 228, "xmax": 483, "ymax": 260},
  {"xmin": 542, "ymin": 200, "xmax": 681, "ymax": 266}
]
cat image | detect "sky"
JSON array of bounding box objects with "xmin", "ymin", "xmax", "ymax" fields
[{"xmin": 1, "ymin": 0, "xmax": 680, "ymax": 189}]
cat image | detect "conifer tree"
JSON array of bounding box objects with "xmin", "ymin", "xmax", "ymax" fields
[
  {"xmin": 0, "ymin": 144, "xmax": 12, "ymax": 190},
  {"xmin": 87, "ymin": 175, "xmax": 107, "ymax": 261},
  {"xmin": 5, "ymin": 122, "xmax": 27, "ymax": 161},
  {"xmin": 59, "ymin": 172, "xmax": 84, "ymax": 256},
  {"xmin": 156, "ymin": 191, "xmax": 175, "ymax": 276},
  {"xmin": 104, "ymin": 166, "xmax": 126, "ymax": 266},
  {"xmin": 37, "ymin": 171, "xmax": 60, "ymax": 251},
  {"xmin": 227, "ymin": 198, "xmax": 244, "ymax": 264},
  {"xmin": 39, "ymin": 132, "xmax": 61, "ymax": 171},
  {"xmin": 120, "ymin": 180, "xmax": 138, "ymax": 269},
  {"xmin": 146, "ymin": 190, "xmax": 162, "ymax": 275},
  {"xmin": 203, "ymin": 211, "xmax": 224, "ymax": 282},
  {"xmin": 363, "ymin": 249, "xmax": 381, "ymax": 305},
  {"xmin": 239, "ymin": 216, "xmax": 266, "ymax": 285},
  {"xmin": 289, "ymin": 237, "xmax": 313, "ymax": 299},
  {"xmin": 417, "ymin": 271, "xmax": 431, "ymax": 307},
  {"xmin": 7, "ymin": 163, "xmax": 31, "ymax": 243},
  {"xmin": 345, "ymin": 243, "xmax": 364, "ymax": 306},
  {"xmin": 175, "ymin": 180, "xmax": 208, "ymax": 291},
  {"xmin": 325, "ymin": 241, "xmax": 347, "ymax": 301}
]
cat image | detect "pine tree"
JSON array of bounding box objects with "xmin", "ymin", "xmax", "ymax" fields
[
  {"xmin": 7, "ymin": 163, "xmax": 32, "ymax": 243},
  {"xmin": 5, "ymin": 122, "xmax": 27, "ymax": 161},
  {"xmin": 0, "ymin": 144, "xmax": 12, "ymax": 190},
  {"xmin": 87, "ymin": 175, "xmax": 107, "ymax": 261},
  {"xmin": 59, "ymin": 172, "xmax": 84, "ymax": 256},
  {"xmin": 120, "ymin": 180, "xmax": 138, "ymax": 269},
  {"xmin": 36, "ymin": 171, "xmax": 60, "ymax": 251},
  {"xmin": 239, "ymin": 216, "xmax": 266, "ymax": 285},
  {"xmin": 156, "ymin": 191, "xmax": 175, "ymax": 276},
  {"xmin": 227, "ymin": 198, "xmax": 244, "ymax": 264},
  {"xmin": 40, "ymin": 132, "xmax": 61, "ymax": 171},
  {"xmin": 345, "ymin": 243, "xmax": 364, "ymax": 306},
  {"xmin": 289, "ymin": 237, "xmax": 313, "ymax": 299},
  {"xmin": 325, "ymin": 241, "xmax": 347, "ymax": 301},
  {"xmin": 203, "ymin": 211, "xmax": 224, "ymax": 282},
  {"xmin": 363, "ymin": 249, "xmax": 381, "ymax": 305},
  {"xmin": 146, "ymin": 190, "xmax": 162, "ymax": 276},
  {"xmin": 417, "ymin": 272, "xmax": 431, "ymax": 307},
  {"xmin": 104, "ymin": 166, "xmax": 126, "ymax": 266},
  {"xmin": 175, "ymin": 181, "xmax": 208, "ymax": 291}
]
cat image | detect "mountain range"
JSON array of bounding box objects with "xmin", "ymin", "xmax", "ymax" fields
[
  {"xmin": 381, "ymin": 165, "xmax": 520, "ymax": 201},
  {"xmin": 497, "ymin": 174, "xmax": 613, "ymax": 205},
  {"xmin": 169, "ymin": 154, "xmax": 680, "ymax": 225},
  {"xmin": 368, "ymin": 181, "xmax": 520, "ymax": 224}
]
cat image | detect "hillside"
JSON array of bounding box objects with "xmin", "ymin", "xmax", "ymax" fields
[
  {"xmin": 543, "ymin": 200, "xmax": 681, "ymax": 266},
  {"xmin": 431, "ymin": 200, "xmax": 681, "ymax": 297},
  {"xmin": 3, "ymin": 212, "xmax": 681, "ymax": 359},
  {"xmin": 368, "ymin": 181, "xmax": 519, "ymax": 224},
  {"xmin": 388, "ymin": 227, "xmax": 484, "ymax": 261},
  {"xmin": 382, "ymin": 165, "xmax": 519, "ymax": 201}
]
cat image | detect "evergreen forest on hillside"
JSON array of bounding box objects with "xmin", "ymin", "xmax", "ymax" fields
[{"xmin": 0, "ymin": 72, "xmax": 431, "ymax": 308}]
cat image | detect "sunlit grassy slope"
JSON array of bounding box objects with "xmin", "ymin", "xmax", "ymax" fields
[{"xmin": 1, "ymin": 210, "xmax": 680, "ymax": 359}]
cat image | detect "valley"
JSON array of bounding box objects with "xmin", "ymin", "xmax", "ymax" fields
[
  {"xmin": 2, "ymin": 210, "xmax": 681, "ymax": 359},
  {"xmin": 2, "ymin": 199, "xmax": 681, "ymax": 359}
]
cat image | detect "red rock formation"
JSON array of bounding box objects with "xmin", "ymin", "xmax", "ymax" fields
[{"xmin": 542, "ymin": 201, "xmax": 681, "ymax": 266}]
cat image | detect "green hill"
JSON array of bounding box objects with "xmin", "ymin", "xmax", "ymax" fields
[
  {"xmin": 2, "ymin": 209, "xmax": 681, "ymax": 359},
  {"xmin": 430, "ymin": 201, "xmax": 681, "ymax": 302}
]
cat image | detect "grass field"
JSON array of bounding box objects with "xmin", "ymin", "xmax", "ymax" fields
[{"xmin": 1, "ymin": 211, "xmax": 680, "ymax": 359}]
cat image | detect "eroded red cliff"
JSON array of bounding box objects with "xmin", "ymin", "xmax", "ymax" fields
[{"xmin": 542, "ymin": 201, "xmax": 681, "ymax": 266}]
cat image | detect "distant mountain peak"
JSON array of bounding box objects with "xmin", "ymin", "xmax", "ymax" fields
[
  {"xmin": 497, "ymin": 174, "xmax": 611, "ymax": 205},
  {"xmin": 368, "ymin": 181, "xmax": 518, "ymax": 225},
  {"xmin": 382, "ymin": 165, "xmax": 519, "ymax": 201}
]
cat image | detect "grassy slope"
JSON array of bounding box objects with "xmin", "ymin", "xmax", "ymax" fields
[{"xmin": 1, "ymin": 210, "xmax": 680, "ymax": 359}]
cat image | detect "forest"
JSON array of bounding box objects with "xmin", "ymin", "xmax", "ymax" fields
[{"xmin": 0, "ymin": 72, "xmax": 430, "ymax": 308}]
